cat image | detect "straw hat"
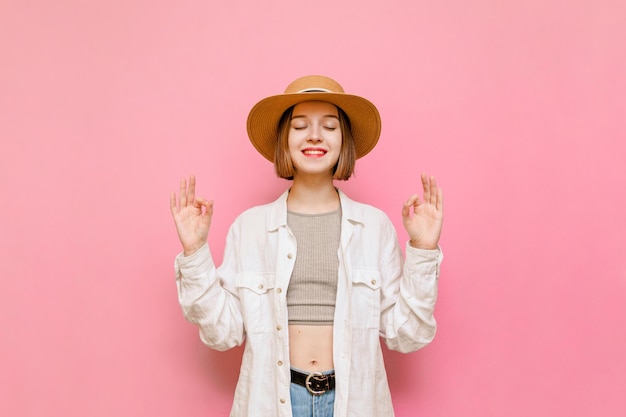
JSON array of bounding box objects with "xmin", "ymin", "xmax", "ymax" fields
[{"xmin": 246, "ymin": 75, "xmax": 381, "ymax": 162}]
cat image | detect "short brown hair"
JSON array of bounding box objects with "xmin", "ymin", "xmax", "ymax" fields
[{"xmin": 274, "ymin": 105, "xmax": 356, "ymax": 180}]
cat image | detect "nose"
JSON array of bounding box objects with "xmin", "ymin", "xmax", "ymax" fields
[{"xmin": 307, "ymin": 124, "xmax": 322, "ymax": 142}]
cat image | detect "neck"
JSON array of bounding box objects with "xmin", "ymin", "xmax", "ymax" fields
[{"xmin": 287, "ymin": 175, "xmax": 339, "ymax": 214}]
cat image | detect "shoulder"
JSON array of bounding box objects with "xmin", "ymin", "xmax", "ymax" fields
[
  {"xmin": 231, "ymin": 202, "xmax": 271, "ymax": 225},
  {"xmin": 339, "ymin": 190, "xmax": 394, "ymax": 229},
  {"xmin": 230, "ymin": 190, "xmax": 288, "ymax": 229},
  {"xmin": 237, "ymin": 201, "xmax": 274, "ymax": 217}
]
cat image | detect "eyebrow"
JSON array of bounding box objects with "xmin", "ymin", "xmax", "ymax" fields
[{"xmin": 291, "ymin": 114, "xmax": 339, "ymax": 120}]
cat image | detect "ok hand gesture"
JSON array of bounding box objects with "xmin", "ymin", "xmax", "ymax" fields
[
  {"xmin": 170, "ymin": 176, "xmax": 213, "ymax": 256},
  {"xmin": 401, "ymin": 174, "xmax": 444, "ymax": 250}
]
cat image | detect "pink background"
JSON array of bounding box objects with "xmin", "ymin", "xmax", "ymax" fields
[{"xmin": 1, "ymin": 1, "xmax": 625, "ymax": 416}]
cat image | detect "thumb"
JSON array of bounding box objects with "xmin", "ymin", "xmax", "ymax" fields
[{"xmin": 202, "ymin": 200, "xmax": 214, "ymax": 225}]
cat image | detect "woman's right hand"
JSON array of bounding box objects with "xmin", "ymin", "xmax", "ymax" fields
[{"xmin": 170, "ymin": 176, "xmax": 213, "ymax": 256}]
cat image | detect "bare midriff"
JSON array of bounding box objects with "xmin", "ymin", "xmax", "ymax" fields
[{"xmin": 288, "ymin": 324, "xmax": 334, "ymax": 372}]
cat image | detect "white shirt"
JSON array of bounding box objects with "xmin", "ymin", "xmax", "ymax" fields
[{"xmin": 175, "ymin": 189, "xmax": 442, "ymax": 417}]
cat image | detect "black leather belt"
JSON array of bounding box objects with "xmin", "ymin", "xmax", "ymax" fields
[{"xmin": 290, "ymin": 368, "xmax": 335, "ymax": 395}]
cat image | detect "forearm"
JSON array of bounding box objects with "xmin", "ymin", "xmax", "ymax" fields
[
  {"xmin": 175, "ymin": 243, "xmax": 245, "ymax": 350},
  {"xmin": 381, "ymin": 244, "xmax": 442, "ymax": 353}
]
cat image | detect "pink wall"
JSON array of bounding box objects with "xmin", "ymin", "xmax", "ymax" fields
[{"xmin": 1, "ymin": 1, "xmax": 624, "ymax": 416}]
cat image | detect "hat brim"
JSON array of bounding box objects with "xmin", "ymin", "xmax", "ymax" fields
[{"xmin": 247, "ymin": 92, "xmax": 381, "ymax": 162}]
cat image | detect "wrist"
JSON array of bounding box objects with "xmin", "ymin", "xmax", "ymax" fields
[
  {"xmin": 409, "ymin": 239, "xmax": 437, "ymax": 250},
  {"xmin": 183, "ymin": 242, "xmax": 205, "ymax": 257}
]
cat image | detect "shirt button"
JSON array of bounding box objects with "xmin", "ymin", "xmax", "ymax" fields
[
  {"xmin": 276, "ymin": 288, "xmax": 282, "ymax": 294},
  {"xmin": 277, "ymin": 360, "xmax": 283, "ymax": 366},
  {"xmin": 280, "ymin": 398, "xmax": 286, "ymax": 404},
  {"xmin": 371, "ymin": 279, "xmax": 377, "ymax": 285},
  {"xmin": 276, "ymin": 325, "xmax": 282, "ymax": 331},
  {"xmin": 258, "ymin": 284, "xmax": 264, "ymax": 290},
  {"xmin": 287, "ymin": 253, "xmax": 293, "ymax": 259}
]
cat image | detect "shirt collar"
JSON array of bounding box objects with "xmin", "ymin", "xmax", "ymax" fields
[{"xmin": 266, "ymin": 188, "xmax": 365, "ymax": 232}]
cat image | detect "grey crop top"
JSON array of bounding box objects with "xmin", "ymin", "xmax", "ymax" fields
[{"xmin": 286, "ymin": 208, "xmax": 341, "ymax": 325}]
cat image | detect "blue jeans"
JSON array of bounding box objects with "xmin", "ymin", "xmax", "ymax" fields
[{"xmin": 290, "ymin": 369, "xmax": 335, "ymax": 417}]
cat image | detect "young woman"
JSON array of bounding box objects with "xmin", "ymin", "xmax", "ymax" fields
[{"xmin": 170, "ymin": 75, "xmax": 444, "ymax": 417}]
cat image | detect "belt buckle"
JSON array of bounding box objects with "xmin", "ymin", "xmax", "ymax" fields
[{"xmin": 305, "ymin": 372, "xmax": 327, "ymax": 396}]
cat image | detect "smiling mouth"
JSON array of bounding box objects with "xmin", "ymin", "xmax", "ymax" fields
[{"xmin": 302, "ymin": 149, "xmax": 327, "ymax": 156}]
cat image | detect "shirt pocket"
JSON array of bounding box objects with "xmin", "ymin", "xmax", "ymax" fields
[
  {"xmin": 350, "ymin": 269, "xmax": 382, "ymax": 329},
  {"xmin": 235, "ymin": 272, "xmax": 276, "ymax": 334}
]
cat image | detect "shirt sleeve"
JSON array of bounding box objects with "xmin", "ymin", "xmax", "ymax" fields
[
  {"xmin": 175, "ymin": 225, "xmax": 245, "ymax": 351},
  {"xmin": 378, "ymin": 218, "xmax": 442, "ymax": 353}
]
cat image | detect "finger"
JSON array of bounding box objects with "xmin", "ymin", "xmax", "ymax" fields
[
  {"xmin": 403, "ymin": 194, "xmax": 419, "ymax": 217},
  {"xmin": 436, "ymin": 186, "xmax": 444, "ymax": 212},
  {"xmin": 186, "ymin": 175, "xmax": 196, "ymax": 207},
  {"xmin": 428, "ymin": 176, "xmax": 441, "ymax": 207},
  {"xmin": 179, "ymin": 178, "xmax": 187, "ymax": 207},
  {"xmin": 407, "ymin": 194, "xmax": 420, "ymax": 206},
  {"xmin": 193, "ymin": 196, "xmax": 209, "ymax": 209},
  {"xmin": 204, "ymin": 200, "xmax": 214, "ymax": 224},
  {"xmin": 401, "ymin": 200, "xmax": 411, "ymax": 218},
  {"xmin": 191, "ymin": 198, "xmax": 214, "ymax": 225},
  {"xmin": 170, "ymin": 191, "xmax": 177, "ymax": 215},
  {"xmin": 428, "ymin": 176, "xmax": 438, "ymax": 205},
  {"xmin": 421, "ymin": 173, "xmax": 431, "ymax": 204}
]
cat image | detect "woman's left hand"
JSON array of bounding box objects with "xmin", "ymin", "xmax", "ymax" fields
[{"xmin": 401, "ymin": 173, "xmax": 444, "ymax": 250}]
